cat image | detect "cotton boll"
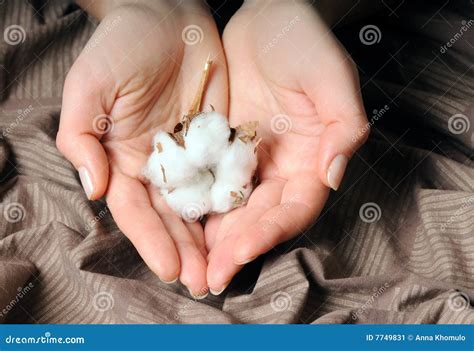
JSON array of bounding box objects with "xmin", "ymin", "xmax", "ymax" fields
[
  {"xmin": 210, "ymin": 137, "xmax": 257, "ymax": 213},
  {"xmin": 213, "ymin": 137, "xmax": 258, "ymax": 185},
  {"xmin": 143, "ymin": 131, "xmax": 198, "ymax": 189},
  {"xmin": 184, "ymin": 112, "xmax": 231, "ymax": 168},
  {"xmin": 161, "ymin": 170, "xmax": 214, "ymax": 222},
  {"xmin": 210, "ymin": 179, "xmax": 253, "ymax": 213}
]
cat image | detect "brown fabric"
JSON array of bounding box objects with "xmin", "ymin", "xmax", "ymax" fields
[{"xmin": 0, "ymin": 1, "xmax": 472, "ymax": 324}]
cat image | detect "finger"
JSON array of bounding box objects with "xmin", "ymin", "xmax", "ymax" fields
[
  {"xmin": 302, "ymin": 48, "xmax": 369, "ymax": 190},
  {"xmin": 203, "ymin": 213, "xmax": 224, "ymax": 252},
  {"xmin": 206, "ymin": 181, "xmax": 283, "ymax": 294},
  {"xmin": 207, "ymin": 234, "xmax": 241, "ymax": 295},
  {"xmin": 106, "ymin": 172, "xmax": 180, "ymax": 283},
  {"xmin": 233, "ymin": 175, "xmax": 329, "ymax": 265},
  {"xmin": 148, "ymin": 188, "xmax": 208, "ymax": 298},
  {"xmin": 184, "ymin": 221, "xmax": 208, "ymax": 259},
  {"xmin": 214, "ymin": 179, "xmax": 284, "ymax": 240},
  {"xmin": 57, "ymin": 64, "xmax": 114, "ymax": 200},
  {"xmin": 317, "ymin": 119, "xmax": 368, "ymax": 191}
]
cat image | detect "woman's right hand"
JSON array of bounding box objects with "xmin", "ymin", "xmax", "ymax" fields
[{"xmin": 57, "ymin": 0, "xmax": 228, "ymax": 298}]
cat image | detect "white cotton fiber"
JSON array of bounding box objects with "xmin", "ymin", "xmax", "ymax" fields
[
  {"xmin": 143, "ymin": 131, "xmax": 198, "ymax": 189},
  {"xmin": 209, "ymin": 137, "xmax": 257, "ymax": 213},
  {"xmin": 161, "ymin": 170, "xmax": 213, "ymax": 222},
  {"xmin": 213, "ymin": 137, "xmax": 258, "ymax": 185},
  {"xmin": 210, "ymin": 179, "xmax": 253, "ymax": 213},
  {"xmin": 144, "ymin": 112, "xmax": 259, "ymax": 221},
  {"xmin": 184, "ymin": 112, "xmax": 230, "ymax": 168}
]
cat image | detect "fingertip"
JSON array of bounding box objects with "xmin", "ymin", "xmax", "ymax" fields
[
  {"xmin": 233, "ymin": 235, "xmax": 258, "ymax": 265},
  {"xmin": 156, "ymin": 260, "xmax": 181, "ymax": 284},
  {"xmin": 179, "ymin": 254, "xmax": 208, "ymax": 299},
  {"xmin": 326, "ymin": 154, "xmax": 349, "ymax": 191},
  {"xmin": 206, "ymin": 261, "xmax": 231, "ymax": 295},
  {"xmin": 57, "ymin": 132, "xmax": 109, "ymax": 200}
]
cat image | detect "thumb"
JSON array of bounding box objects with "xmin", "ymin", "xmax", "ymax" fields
[
  {"xmin": 317, "ymin": 118, "xmax": 369, "ymax": 191},
  {"xmin": 57, "ymin": 67, "xmax": 112, "ymax": 200},
  {"xmin": 302, "ymin": 47, "xmax": 369, "ymax": 191}
]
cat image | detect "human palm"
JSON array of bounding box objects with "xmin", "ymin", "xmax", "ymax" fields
[
  {"xmin": 205, "ymin": 1, "xmax": 368, "ymax": 294},
  {"xmin": 57, "ymin": 3, "xmax": 227, "ymax": 297}
]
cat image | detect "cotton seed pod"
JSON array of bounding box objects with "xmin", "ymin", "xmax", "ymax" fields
[
  {"xmin": 143, "ymin": 131, "xmax": 198, "ymax": 189},
  {"xmin": 184, "ymin": 111, "xmax": 231, "ymax": 168}
]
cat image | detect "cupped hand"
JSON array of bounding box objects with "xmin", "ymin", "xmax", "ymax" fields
[
  {"xmin": 57, "ymin": 1, "xmax": 227, "ymax": 297},
  {"xmin": 205, "ymin": 0, "xmax": 369, "ymax": 294}
]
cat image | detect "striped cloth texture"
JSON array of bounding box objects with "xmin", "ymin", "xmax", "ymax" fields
[{"xmin": 0, "ymin": 0, "xmax": 472, "ymax": 324}]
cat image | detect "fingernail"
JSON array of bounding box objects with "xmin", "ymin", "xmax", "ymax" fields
[
  {"xmin": 188, "ymin": 288, "xmax": 209, "ymax": 300},
  {"xmin": 235, "ymin": 255, "xmax": 257, "ymax": 265},
  {"xmin": 210, "ymin": 284, "xmax": 228, "ymax": 296},
  {"xmin": 160, "ymin": 277, "xmax": 178, "ymax": 284},
  {"xmin": 327, "ymin": 154, "xmax": 348, "ymax": 191},
  {"xmin": 78, "ymin": 166, "xmax": 93, "ymax": 199}
]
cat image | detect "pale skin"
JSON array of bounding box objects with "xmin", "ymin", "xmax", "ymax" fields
[{"xmin": 57, "ymin": 0, "xmax": 369, "ymax": 297}]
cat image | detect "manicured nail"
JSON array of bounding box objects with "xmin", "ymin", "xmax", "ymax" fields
[
  {"xmin": 210, "ymin": 284, "xmax": 228, "ymax": 296},
  {"xmin": 327, "ymin": 154, "xmax": 348, "ymax": 191},
  {"xmin": 235, "ymin": 255, "xmax": 257, "ymax": 265},
  {"xmin": 188, "ymin": 288, "xmax": 209, "ymax": 300},
  {"xmin": 160, "ymin": 277, "xmax": 178, "ymax": 284},
  {"xmin": 78, "ymin": 166, "xmax": 93, "ymax": 199}
]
